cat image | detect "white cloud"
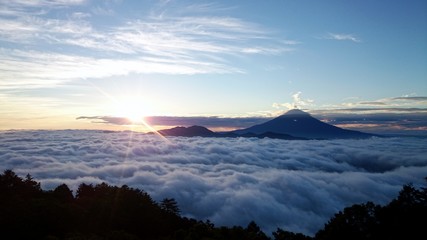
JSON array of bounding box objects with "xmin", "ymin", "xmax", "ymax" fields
[
  {"xmin": 0, "ymin": 3, "xmax": 290, "ymax": 90},
  {"xmin": 2, "ymin": 0, "xmax": 85, "ymax": 8},
  {"xmin": 1, "ymin": 130, "xmax": 426, "ymax": 236},
  {"xmin": 0, "ymin": 14, "xmax": 92, "ymax": 42},
  {"xmin": 273, "ymin": 92, "xmax": 315, "ymax": 111},
  {"xmin": 71, "ymin": 11, "xmax": 91, "ymax": 19},
  {"xmin": 325, "ymin": 32, "xmax": 361, "ymax": 43},
  {"xmin": 282, "ymin": 40, "xmax": 301, "ymax": 45},
  {"xmin": 181, "ymin": 2, "xmax": 237, "ymax": 13},
  {"xmin": 0, "ymin": 0, "xmax": 85, "ymax": 17},
  {"xmin": 340, "ymin": 95, "xmax": 427, "ymax": 109},
  {"xmin": 0, "ymin": 48, "xmax": 239, "ymax": 89},
  {"xmin": 241, "ymin": 46, "xmax": 293, "ymax": 55}
]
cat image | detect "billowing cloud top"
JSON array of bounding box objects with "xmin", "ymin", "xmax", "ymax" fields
[{"xmin": 1, "ymin": 130, "xmax": 426, "ymax": 236}]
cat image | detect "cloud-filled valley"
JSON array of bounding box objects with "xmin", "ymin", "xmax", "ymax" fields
[{"xmin": 1, "ymin": 130, "xmax": 426, "ymax": 236}]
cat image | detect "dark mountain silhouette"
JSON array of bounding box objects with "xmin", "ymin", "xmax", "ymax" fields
[
  {"xmin": 235, "ymin": 131, "xmax": 306, "ymax": 140},
  {"xmin": 233, "ymin": 109, "xmax": 377, "ymax": 139},
  {"xmin": 152, "ymin": 109, "xmax": 377, "ymax": 140},
  {"xmin": 158, "ymin": 126, "xmax": 217, "ymax": 137},
  {"xmin": 155, "ymin": 125, "xmax": 306, "ymax": 140}
]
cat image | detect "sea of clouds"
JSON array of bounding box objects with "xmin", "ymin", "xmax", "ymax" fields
[{"xmin": 1, "ymin": 130, "xmax": 426, "ymax": 236}]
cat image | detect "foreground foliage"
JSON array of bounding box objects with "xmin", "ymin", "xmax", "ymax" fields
[{"xmin": 0, "ymin": 170, "xmax": 426, "ymax": 240}]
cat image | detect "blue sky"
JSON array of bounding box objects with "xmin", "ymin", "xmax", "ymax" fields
[{"xmin": 0, "ymin": 0, "xmax": 426, "ymax": 131}]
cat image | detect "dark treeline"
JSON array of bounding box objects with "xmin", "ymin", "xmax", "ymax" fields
[{"xmin": 0, "ymin": 170, "xmax": 426, "ymax": 240}]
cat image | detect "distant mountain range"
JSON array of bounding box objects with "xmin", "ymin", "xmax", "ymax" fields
[
  {"xmin": 153, "ymin": 109, "xmax": 378, "ymax": 140},
  {"xmin": 157, "ymin": 125, "xmax": 305, "ymax": 140}
]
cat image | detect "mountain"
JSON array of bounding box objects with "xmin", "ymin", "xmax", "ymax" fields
[
  {"xmin": 153, "ymin": 109, "xmax": 377, "ymax": 140},
  {"xmin": 234, "ymin": 131, "xmax": 307, "ymax": 140},
  {"xmin": 155, "ymin": 125, "xmax": 306, "ymax": 140},
  {"xmin": 158, "ymin": 126, "xmax": 217, "ymax": 137},
  {"xmin": 233, "ymin": 109, "xmax": 377, "ymax": 139}
]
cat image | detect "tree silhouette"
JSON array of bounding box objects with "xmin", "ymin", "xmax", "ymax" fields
[
  {"xmin": 245, "ymin": 221, "xmax": 270, "ymax": 240},
  {"xmin": 0, "ymin": 170, "xmax": 46, "ymax": 238},
  {"xmin": 316, "ymin": 180, "xmax": 427, "ymax": 240},
  {"xmin": 52, "ymin": 183, "xmax": 74, "ymax": 202},
  {"xmin": 375, "ymin": 183, "xmax": 427, "ymax": 240},
  {"xmin": 1, "ymin": 169, "xmax": 426, "ymax": 240},
  {"xmin": 273, "ymin": 228, "xmax": 312, "ymax": 240},
  {"xmin": 160, "ymin": 198, "xmax": 181, "ymax": 215},
  {"xmin": 315, "ymin": 201, "xmax": 380, "ymax": 240}
]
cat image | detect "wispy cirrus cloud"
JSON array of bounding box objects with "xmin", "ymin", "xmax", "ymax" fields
[
  {"xmin": 358, "ymin": 101, "xmax": 387, "ymax": 106},
  {"xmin": 0, "ymin": 16, "xmax": 92, "ymax": 42},
  {"xmin": 324, "ymin": 32, "xmax": 361, "ymax": 43},
  {"xmin": 0, "ymin": 0, "xmax": 86, "ymax": 11},
  {"xmin": 0, "ymin": 1, "xmax": 294, "ymax": 91},
  {"xmin": 0, "ymin": 48, "xmax": 237, "ymax": 90},
  {"xmin": 341, "ymin": 95, "xmax": 427, "ymax": 109},
  {"xmin": 180, "ymin": 2, "xmax": 237, "ymax": 13},
  {"xmin": 393, "ymin": 97, "xmax": 427, "ymax": 101},
  {"xmin": 0, "ymin": 0, "xmax": 86, "ymax": 17}
]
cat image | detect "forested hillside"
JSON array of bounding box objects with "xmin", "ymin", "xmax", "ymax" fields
[{"xmin": 0, "ymin": 170, "xmax": 425, "ymax": 240}]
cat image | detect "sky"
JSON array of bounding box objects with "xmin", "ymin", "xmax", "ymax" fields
[
  {"xmin": 1, "ymin": 130, "xmax": 426, "ymax": 236},
  {"xmin": 0, "ymin": 0, "xmax": 426, "ymax": 132}
]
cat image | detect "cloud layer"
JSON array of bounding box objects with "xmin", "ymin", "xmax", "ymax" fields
[{"xmin": 1, "ymin": 130, "xmax": 426, "ymax": 236}]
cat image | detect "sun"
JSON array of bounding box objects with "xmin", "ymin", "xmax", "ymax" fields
[
  {"xmin": 114, "ymin": 98, "xmax": 150, "ymax": 124},
  {"xmin": 110, "ymin": 96, "xmax": 169, "ymax": 140}
]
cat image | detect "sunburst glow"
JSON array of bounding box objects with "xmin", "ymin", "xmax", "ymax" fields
[
  {"xmin": 111, "ymin": 97, "xmax": 169, "ymax": 141},
  {"xmin": 114, "ymin": 98, "xmax": 150, "ymax": 124}
]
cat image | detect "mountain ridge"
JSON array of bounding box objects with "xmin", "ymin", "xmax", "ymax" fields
[
  {"xmin": 152, "ymin": 109, "xmax": 378, "ymax": 140},
  {"xmin": 233, "ymin": 109, "xmax": 377, "ymax": 139},
  {"xmin": 155, "ymin": 125, "xmax": 305, "ymax": 140}
]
